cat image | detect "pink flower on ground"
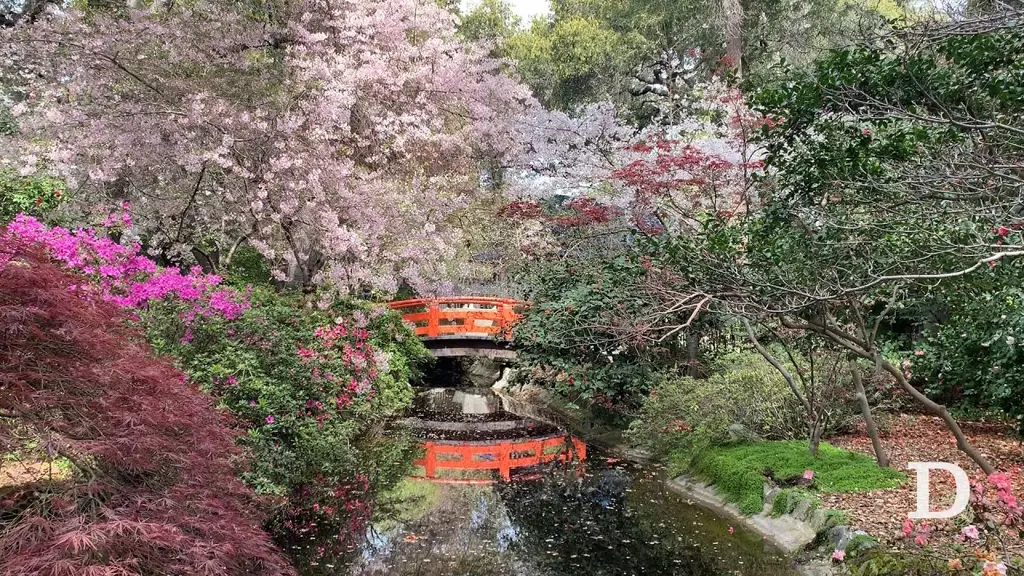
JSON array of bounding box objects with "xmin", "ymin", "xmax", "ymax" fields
[
  {"xmin": 902, "ymin": 518, "xmax": 915, "ymax": 537},
  {"xmin": 983, "ymin": 561, "xmax": 1008, "ymax": 576},
  {"xmin": 728, "ymin": 526, "xmax": 734, "ymax": 534},
  {"xmin": 265, "ymin": 415, "xmax": 275, "ymax": 424},
  {"xmin": 831, "ymin": 549, "xmax": 845, "ymax": 562},
  {"xmin": 802, "ymin": 469, "xmax": 815, "ymax": 481},
  {"xmin": 988, "ymin": 472, "xmax": 1012, "ymax": 492},
  {"xmin": 961, "ymin": 525, "xmax": 980, "ymax": 540}
]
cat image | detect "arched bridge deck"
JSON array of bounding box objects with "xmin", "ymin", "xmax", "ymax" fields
[{"xmin": 388, "ymin": 297, "xmax": 524, "ymax": 359}]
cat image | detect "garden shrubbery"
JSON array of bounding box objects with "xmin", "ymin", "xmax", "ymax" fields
[
  {"xmin": 628, "ymin": 351, "xmax": 852, "ymax": 459},
  {"xmin": 141, "ymin": 282, "xmax": 432, "ymax": 567},
  {"xmin": 3, "ymin": 216, "xmax": 432, "ymax": 571},
  {"xmin": 0, "ymin": 239, "xmax": 293, "ymax": 575}
]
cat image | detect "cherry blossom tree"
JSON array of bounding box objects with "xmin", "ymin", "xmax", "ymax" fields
[{"xmin": 1, "ymin": 0, "xmax": 535, "ymax": 293}]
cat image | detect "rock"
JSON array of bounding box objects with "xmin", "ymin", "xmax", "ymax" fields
[
  {"xmin": 827, "ymin": 526, "xmax": 871, "ymax": 552},
  {"xmin": 827, "ymin": 525, "xmax": 850, "ymax": 547},
  {"xmin": 491, "ymin": 367, "xmax": 515, "ymax": 391},
  {"xmin": 726, "ymin": 423, "xmax": 762, "ymax": 442},
  {"xmin": 809, "ymin": 508, "xmax": 831, "ymax": 533},
  {"xmin": 792, "ymin": 498, "xmax": 814, "ymax": 522},
  {"xmin": 465, "ymin": 358, "xmax": 503, "ymax": 387}
]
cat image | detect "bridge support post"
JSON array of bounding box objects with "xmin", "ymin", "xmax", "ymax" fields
[
  {"xmin": 498, "ymin": 442, "xmax": 512, "ymax": 481},
  {"xmin": 423, "ymin": 441, "xmax": 436, "ymax": 479},
  {"xmin": 426, "ymin": 304, "xmax": 440, "ymax": 338}
]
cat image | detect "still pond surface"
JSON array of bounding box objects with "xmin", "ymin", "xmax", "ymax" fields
[{"xmin": 349, "ymin": 388, "xmax": 799, "ymax": 576}]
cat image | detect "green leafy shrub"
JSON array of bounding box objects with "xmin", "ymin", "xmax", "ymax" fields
[
  {"xmin": 671, "ymin": 441, "xmax": 905, "ymax": 515},
  {"xmin": 139, "ymin": 287, "xmax": 431, "ymax": 566},
  {"xmin": 513, "ymin": 251, "xmax": 679, "ymax": 409},
  {"xmin": 913, "ymin": 277, "xmax": 1024, "ymax": 433},
  {"xmin": 0, "ymin": 170, "xmax": 66, "ymax": 224},
  {"xmin": 627, "ymin": 351, "xmax": 810, "ymax": 458}
]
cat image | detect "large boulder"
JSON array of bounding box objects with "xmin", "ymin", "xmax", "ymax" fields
[{"xmin": 464, "ymin": 358, "xmax": 504, "ymax": 387}]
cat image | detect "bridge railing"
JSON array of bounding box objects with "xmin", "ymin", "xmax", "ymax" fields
[
  {"xmin": 412, "ymin": 434, "xmax": 586, "ymax": 483},
  {"xmin": 388, "ymin": 297, "xmax": 523, "ymax": 339}
]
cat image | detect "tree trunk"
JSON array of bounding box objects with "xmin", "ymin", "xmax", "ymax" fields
[
  {"xmin": 685, "ymin": 329, "xmax": 701, "ymax": 377},
  {"xmin": 808, "ymin": 413, "xmax": 826, "ymax": 457},
  {"xmin": 722, "ymin": 0, "xmax": 744, "ymax": 76},
  {"xmin": 779, "ymin": 317, "xmax": 997, "ymax": 475},
  {"xmin": 850, "ymin": 362, "xmax": 889, "ymax": 467},
  {"xmin": 877, "ymin": 355, "xmax": 994, "ymax": 474},
  {"xmin": 808, "ymin": 421, "xmax": 821, "ymax": 457}
]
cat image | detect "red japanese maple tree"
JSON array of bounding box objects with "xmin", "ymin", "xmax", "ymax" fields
[{"xmin": 0, "ymin": 238, "xmax": 293, "ymax": 575}]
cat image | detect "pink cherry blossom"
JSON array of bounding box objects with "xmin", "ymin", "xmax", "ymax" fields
[{"xmin": 1, "ymin": 0, "xmax": 543, "ymax": 294}]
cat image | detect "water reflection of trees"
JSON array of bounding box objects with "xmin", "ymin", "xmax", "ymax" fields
[
  {"xmin": 495, "ymin": 466, "xmax": 724, "ymax": 576},
  {"xmin": 351, "ymin": 483, "xmax": 522, "ymax": 576},
  {"xmin": 352, "ymin": 455, "xmax": 795, "ymax": 576}
]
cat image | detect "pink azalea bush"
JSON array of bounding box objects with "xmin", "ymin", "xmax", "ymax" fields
[{"xmin": 3, "ymin": 214, "xmax": 250, "ymax": 328}]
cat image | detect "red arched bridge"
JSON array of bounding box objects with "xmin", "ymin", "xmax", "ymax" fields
[
  {"xmin": 412, "ymin": 434, "xmax": 586, "ymax": 484},
  {"xmin": 388, "ymin": 297, "xmax": 524, "ymax": 359}
]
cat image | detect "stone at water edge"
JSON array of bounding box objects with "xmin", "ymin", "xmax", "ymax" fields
[
  {"xmin": 492, "ymin": 367, "xmax": 515, "ymax": 391},
  {"xmin": 465, "ymin": 358, "xmax": 504, "ymax": 387}
]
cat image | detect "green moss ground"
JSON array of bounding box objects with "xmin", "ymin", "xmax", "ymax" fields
[{"xmin": 668, "ymin": 440, "xmax": 906, "ymax": 515}]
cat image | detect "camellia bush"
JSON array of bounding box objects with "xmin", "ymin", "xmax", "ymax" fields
[
  {"xmin": 911, "ymin": 269, "xmax": 1024, "ymax": 433},
  {"xmin": 0, "ymin": 170, "xmax": 66, "ymax": 225},
  {"xmin": 140, "ymin": 288, "xmax": 430, "ymax": 567},
  {"xmin": 512, "ymin": 248, "xmax": 678, "ymax": 409}
]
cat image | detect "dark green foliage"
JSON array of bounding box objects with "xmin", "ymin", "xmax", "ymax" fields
[
  {"xmin": 749, "ymin": 25, "xmax": 1024, "ymax": 434},
  {"xmin": 512, "ymin": 250, "xmax": 680, "ymax": 408},
  {"xmin": 913, "ymin": 268, "xmax": 1024, "ymax": 433}
]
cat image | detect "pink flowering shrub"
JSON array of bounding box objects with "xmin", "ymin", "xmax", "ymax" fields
[
  {"xmin": 141, "ymin": 286, "xmax": 430, "ymax": 570},
  {"xmin": 895, "ymin": 471, "xmax": 1021, "ymax": 572},
  {"xmin": 4, "ymin": 212, "xmax": 430, "ymax": 571},
  {"xmin": 3, "ymin": 214, "xmax": 249, "ymax": 329}
]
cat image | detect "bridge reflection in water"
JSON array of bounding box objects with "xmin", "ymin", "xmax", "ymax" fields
[
  {"xmin": 351, "ymin": 386, "xmax": 797, "ymax": 576},
  {"xmin": 404, "ymin": 388, "xmax": 585, "ymax": 484}
]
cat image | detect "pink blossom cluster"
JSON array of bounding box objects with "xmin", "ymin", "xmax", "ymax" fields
[
  {"xmin": 971, "ymin": 472, "xmax": 1023, "ymax": 527},
  {"xmin": 298, "ymin": 318, "xmax": 380, "ymax": 416},
  {"xmin": 4, "ymin": 214, "xmax": 249, "ymax": 323}
]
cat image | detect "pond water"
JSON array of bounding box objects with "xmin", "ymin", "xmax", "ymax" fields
[{"xmin": 349, "ymin": 387, "xmax": 799, "ymax": 576}]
